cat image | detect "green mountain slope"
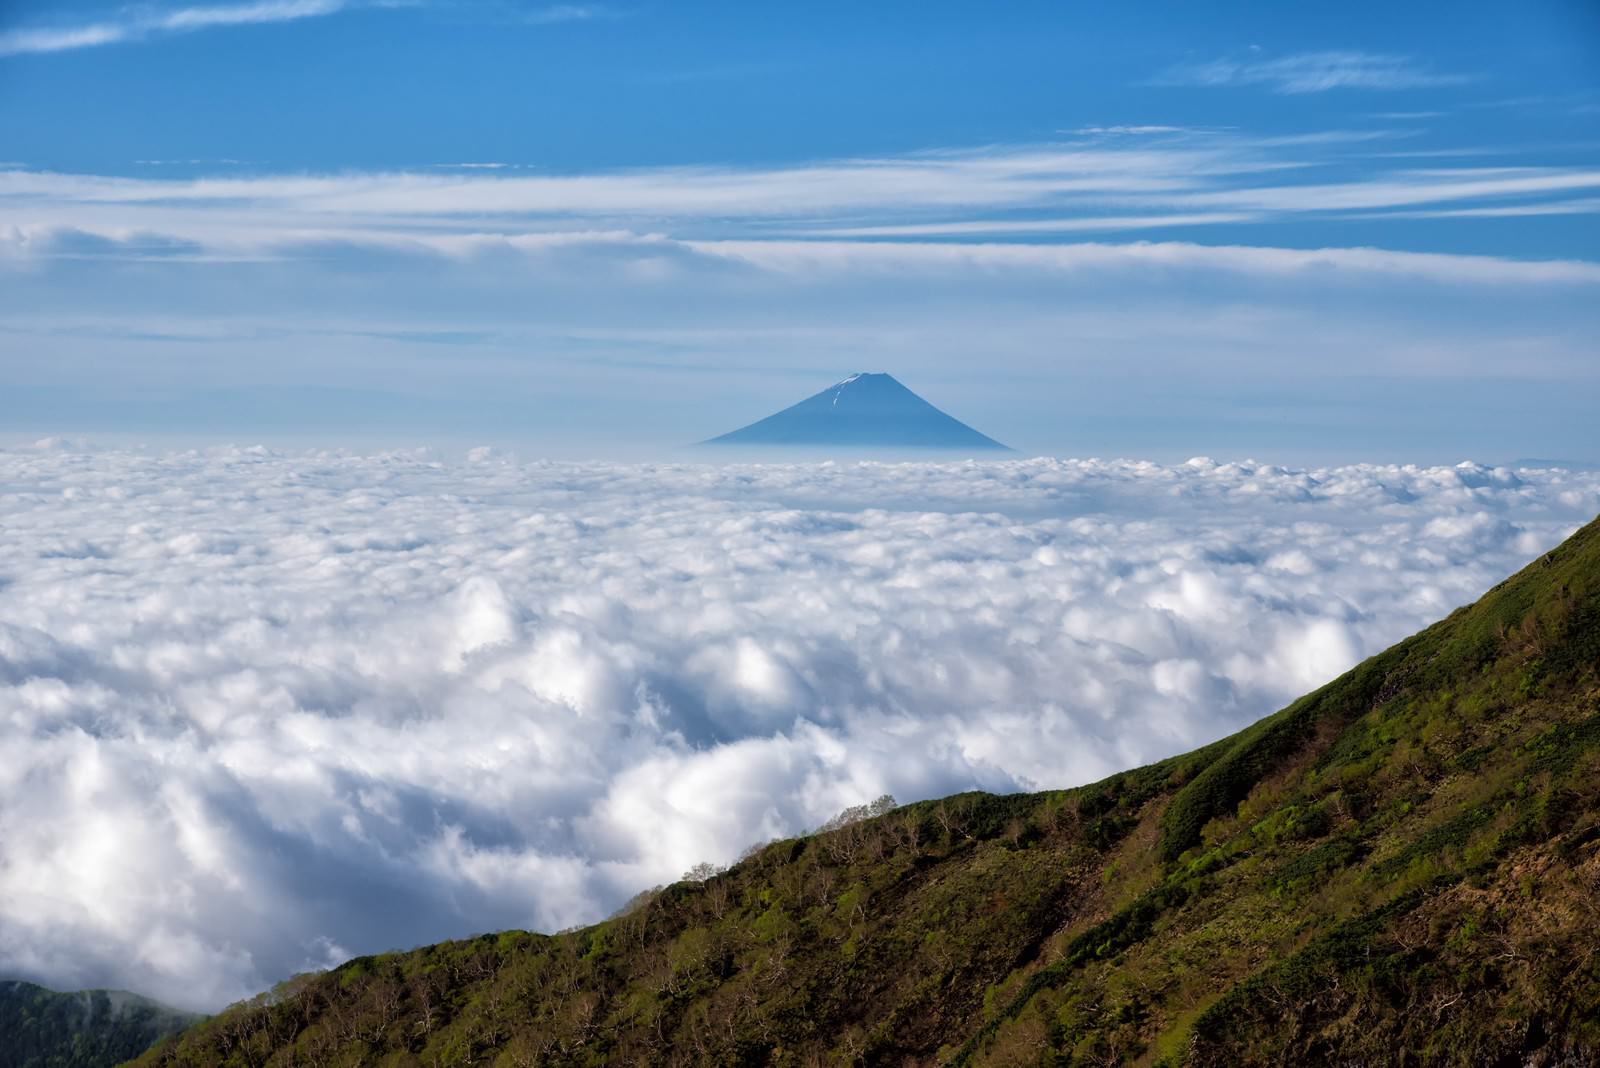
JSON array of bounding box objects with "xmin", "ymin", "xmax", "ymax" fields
[
  {"xmin": 0, "ymin": 981, "xmax": 199, "ymax": 1068},
  {"xmin": 132, "ymin": 516, "xmax": 1600, "ymax": 1067}
]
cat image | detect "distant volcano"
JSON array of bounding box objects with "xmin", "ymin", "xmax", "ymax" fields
[{"xmin": 700, "ymin": 373, "xmax": 1012, "ymax": 451}]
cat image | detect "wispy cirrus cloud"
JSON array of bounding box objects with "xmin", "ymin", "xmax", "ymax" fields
[
  {"xmin": 155, "ymin": 0, "xmax": 354, "ymax": 32},
  {"xmin": 1365, "ymin": 111, "xmax": 1447, "ymax": 121},
  {"xmin": 1156, "ymin": 50, "xmax": 1468, "ymax": 94},
  {"xmin": 0, "ymin": 22, "xmax": 127, "ymax": 55},
  {"xmin": 1065, "ymin": 125, "xmax": 1233, "ymax": 137},
  {"xmin": 0, "ymin": 0, "xmax": 351, "ymax": 56},
  {"xmin": 0, "ymin": 0, "xmax": 615, "ymax": 56},
  {"xmin": 3, "ymin": 132, "xmax": 1598, "ymax": 260},
  {"xmin": 1355, "ymin": 197, "xmax": 1600, "ymax": 221},
  {"xmin": 808, "ymin": 213, "xmax": 1258, "ymax": 238},
  {"xmin": 522, "ymin": 4, "xmax": 616, "ymax": 24}
]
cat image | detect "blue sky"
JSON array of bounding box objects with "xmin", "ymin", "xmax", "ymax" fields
[{"xmin": 1, "ymin": 0, "xmax": 1597, "ymax": 460}]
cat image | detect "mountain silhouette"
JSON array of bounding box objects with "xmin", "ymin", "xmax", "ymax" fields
[{"xmin": 700, "ymin": 372, "xmax": 1011, "ymax": 451}]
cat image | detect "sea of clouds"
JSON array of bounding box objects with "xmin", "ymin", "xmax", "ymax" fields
[{"xmin": 1, "ymin": 442, "xmax": 1596, "ymax": 1009}]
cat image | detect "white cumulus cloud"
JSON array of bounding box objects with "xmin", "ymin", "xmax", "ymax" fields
[{"xmin": 0, "ymin": 445, "xmax": 1595, "ymax": 1009}]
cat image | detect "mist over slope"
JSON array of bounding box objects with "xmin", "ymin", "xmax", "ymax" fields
[
  {"xmin": 1, "ymin": 443, "xmax": 1597, "ymax": 1008},
  {"xmin": 133, "ymin": 512, "xmax": 1600, "ymax": 1066},
  {"xmin": 0, "ymin": 980, "xmax": 198, "ymax": 1068}
]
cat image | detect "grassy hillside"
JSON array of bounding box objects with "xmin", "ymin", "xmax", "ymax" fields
[
  {"xmin": 132, "ymin": 516, "xmax": 1600, "ymax": 1067},
  {"xmin": 0, "ymin": 981, "xmax": 199, "ymax": 1068}
]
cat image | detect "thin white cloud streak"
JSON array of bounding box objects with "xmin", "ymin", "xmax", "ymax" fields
[
  {"xmin": 0, "ymin": 0, "xmax": 355, "ymax": 56},
  {"xmin": 0, "ymin": 153, "xmax": 1214, "ymax": 215},
  {"xmin": 1365, "ymin": 111, "xmax": 1447, "ymax": 120},
  {"xmin": 523, "ymin": 4, "xmax": 614, "ymax": 24},
  {"xmin": 1068, "ymin": 125, "xmax": 1211, "ymax": 136},
  {"xmin": 689, "ymin": 239, "xmax": 1600, "ymax": 287},
  {"xmin": 1355, "ymin": 197, "xmax": 1600, "ymax": 220},
  {"xmin": 154, "ymin": 0, "xmax": 347, "ymax": 32},
  {"xmin": 1157, "ymin": 50, "xmax": 1469, "ymax": 94},
  {"xmin": 1, "ymin": 446, "xmax": 1596, "ymax": 1010},
  {"xmin": 3, "ymin": 135, "xmax": 1597, "ymax": 251},
  {"xmin": 1183, "ymin": 169, "xmax": 1600, "ymax": 213},
  {"xmin": 4, "ymin": 217, "xmax": 1597, "ymax": 288},
  {"xmin": 808, "ymin": 213, "xmax": 1259, "ymax": 237},
  {"xmin": 0, "ymin": 24, "xmax": 127, "ymax": 55},
  {"xmin": 0, "ymin": 0, "xmax": 448, "ymax": 57}
]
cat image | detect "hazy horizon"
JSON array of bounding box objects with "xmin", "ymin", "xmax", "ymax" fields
[{"xmin": 3, "ymin": 3, "xmax": 1598, "ymax": 461}]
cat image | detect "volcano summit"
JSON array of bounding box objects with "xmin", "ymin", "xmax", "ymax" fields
[{"xmin": 700, "ymin": 373, "xmax": 1012, "ymax": 451}]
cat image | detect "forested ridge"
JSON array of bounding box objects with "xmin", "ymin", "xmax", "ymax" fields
[
  {"xmin": 130, "ymin": 515, "xmax": 1600, "ymax": 1066},
  {"xmin": 0, "ymin": 981, "xmax": 198, "ymax": 1068}
]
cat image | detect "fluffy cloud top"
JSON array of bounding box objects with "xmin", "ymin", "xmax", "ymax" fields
[{"xmin": 1, "ymin": 444, "xmax": 1596, "ymax": 1009}]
